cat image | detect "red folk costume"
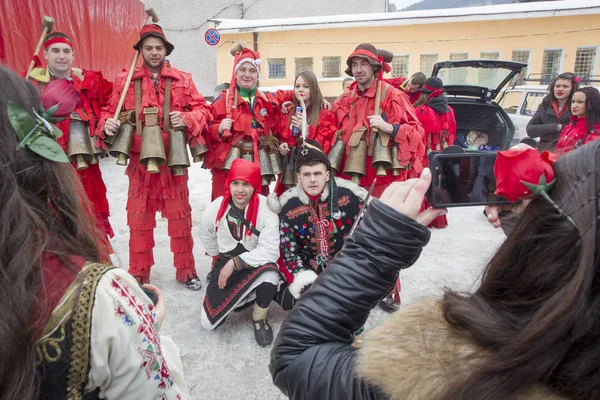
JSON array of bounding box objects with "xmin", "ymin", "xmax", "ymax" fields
[
  {"xmin": 204, "ymin": 48, "xmax": 280, "ymax": 201},
  {"xmin": 555, "ymin": 116, "xmax": 600, "ymax": 154},
  {"xmin": 414, "ymin": 77, "xmax": 457, "ymax": 229},
  {"xmin": 279, "ymin": 106, "xmax": 338, "ymax": 154},
  {"xmin": 28, "ymin": 35, "xmax": 114, "ymax": 247},
  {"xmin": 386, "ymin": 76, "xmax": 421, "ymax": 104},
  {"xmin": 97, "ymin": 25, "xmax": 212, "ymax": 283},
  {"xmin": 335, "ymin": 45, "xmax": 424, "ymax": 198}
]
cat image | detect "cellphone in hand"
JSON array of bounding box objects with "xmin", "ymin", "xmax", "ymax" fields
[
  {"xmin": 426, "ymin": 146, "xmax": 518, "ymax": 208},
  {"xmin": 140, "ymin": 286, "xmax": 159, "ymax": 305}
]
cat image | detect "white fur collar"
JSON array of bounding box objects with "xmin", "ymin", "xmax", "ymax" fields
[{"xmin": 267, "ymin": 177, "xmax": 368, "ymax": 214}]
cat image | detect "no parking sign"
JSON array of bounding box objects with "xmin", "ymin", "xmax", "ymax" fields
[{"xmin": 205, "ymin": 28, "xmax": 220, "ymax": 46}]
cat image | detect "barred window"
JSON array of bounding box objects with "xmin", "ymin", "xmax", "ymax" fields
[
  {"xmin": 450, "ymin": 52, "xmax": 468, "ymax": 61},
  {"xmin": 268, "ymin": 58, "xmax": 286, "ymax": 79},
  {"xmin": 574, "ymin": 47, "xmax": 597, "ymax": 79},
  {"xmin": 512, "ymin": 50, "xmax": 530, "ymax": 85},
  {"xmin": 541, "ymin": 49, "xmax": 562, "ymax": 84},
  {"xmin": 322, "ymin": 56, "xmax": 341, "ymax": 78},
  {"xmin": 295, "ymin": 57, "xmax": 314, "ymax": 75},
  {"xmin": 420, "ymin": 54, "xmax": 438, "ymax": 75},
  {"xmin": 480, "ymin": 51, "xmax": 500, "ymax": 60},
  {"xmin": 391, "ymin": 55, "xmax": 409, "ymax": 78}
]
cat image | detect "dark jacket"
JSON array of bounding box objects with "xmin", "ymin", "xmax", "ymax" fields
[
  {"xmin": 526, "ymin": 99, "xmax": 572, "ymax": 152},
  {"xmin": 269, "ymin": 199, "xmax": 431, "ymax": 399}
]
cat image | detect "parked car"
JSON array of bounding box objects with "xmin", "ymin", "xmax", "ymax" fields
[{"xmin": 432, "ymin": 59, "xmax": 527, "ymax": 149}]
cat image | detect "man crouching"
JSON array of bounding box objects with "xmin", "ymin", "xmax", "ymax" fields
[
  {"xmin": 199, "ymin": 159, "xmax": 280, "ymax": 347},
  {"xmin": 268, "ymin": 139, "xmax": 367, "ymax": 310}
]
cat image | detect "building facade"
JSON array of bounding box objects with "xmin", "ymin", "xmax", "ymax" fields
[{"xmin": 213, "ymin": 0, "xmax": 600, "ymax": 98}]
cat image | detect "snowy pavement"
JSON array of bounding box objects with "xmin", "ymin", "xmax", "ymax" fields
[{"xmin": 101, "ymin": 157, "xmax": 506, "ymax": 400}]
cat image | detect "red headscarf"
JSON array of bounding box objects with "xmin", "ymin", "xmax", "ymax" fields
[{"xmin": 215, "ymin": 158, "xmax": 262, "ymax": 237}]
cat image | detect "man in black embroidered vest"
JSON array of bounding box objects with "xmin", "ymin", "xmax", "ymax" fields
[
  {"xmin": 268, "ymin": 139, "xmax": 367, "ymax": 310},
  {"xmin": 199, "ymin": 158, "xmax": 280, "ymax": 347}
]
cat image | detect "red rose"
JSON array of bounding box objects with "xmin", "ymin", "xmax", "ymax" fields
[
  {"xmin": 40, "ymin": 78, "xmax": 84, "ymax": 118},
  {"xmin": 494, "ymin": 148, "xmax": 556, "ymax": 202}
]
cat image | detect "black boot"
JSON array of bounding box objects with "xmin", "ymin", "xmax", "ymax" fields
[
  {"xmin": 379, "ymin": 295, "xmax": 399, "ymax": 313},
  {"xmin": 206, "ymin": 270, "xmax": 212, "ymax": 282},
  {"xmin": 252, "ymin": 319, "xmax": 274, "ymax": 347},
  {"xmin": 185, "ymin": 276, "xmax": 202, "ymax": 291}
]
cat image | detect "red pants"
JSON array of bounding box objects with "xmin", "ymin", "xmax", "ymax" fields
[{"xmin": 126, "ymin": 154, "xmax": 196, "ymax": 283}]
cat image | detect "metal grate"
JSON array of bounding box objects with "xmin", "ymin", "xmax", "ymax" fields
[
  {"xmin": 268, "ymin": 58, "xmax": 286, "ymax": 79},
  {"xmin": 574, "ymin": 47, "xmax": 597, "ymax": 79},
  {"xmin": 420, "ymin": 54, "xmax": 439, "ymax": 75},
  {"xmin": 295, "ymin": 57, "xmax": 314, "ymax": 75},
  {"xmin": 511, "ymin": 50, "xmax": 530, "ymax": 85},
  {"xmin": 322, "ymin": 56, "xmax": 341, "ymax": 78},
  {"xmin": 541, "ymin": 49, "xmax": 562, "ymax": 84},
  {"xmin": 450, "ymin": 52, "xmax": 468, "ymax": 60},
  {"xmin": 391, "ymin": 55, "xmax": 409, "ymax": 78}
]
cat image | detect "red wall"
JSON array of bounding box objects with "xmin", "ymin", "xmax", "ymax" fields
[{"xmin": 0, "ymin": 0, "xmax": 147, "ymax": 80}]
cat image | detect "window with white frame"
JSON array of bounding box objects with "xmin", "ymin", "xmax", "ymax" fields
[
  {"xmin": 268, "ymin": 58, "xmax": 286, "ymax": 79},
  {"xmin": 480, "ymin": 51, "xmax": 500, "ymax": 60},
  {"xmin": 391, "ymin": 55, "xmax": 409, "ymax": 78},
  {"xmin": 450, "ymin": 52, "xmax": 468, "ymax": 61},
  {"xmin": 574, "ymin": 47, "xmax": 597, "ymax": 79},
  {"xmin": 541, "ymin": 49, "xmax": 562, "ymax": 84},
  {"xmin": 512, "ymin": 50, "xmax": 530, "ymax": 85},
  {"xmin": 420, "ymin": 54, "xmax": 438, "ymax": 75},
  {"xmin": 295, "ymin": 57, "xmax": 314, "ymax": 75},
  {"xmin": 322, "ymin": 56, "xmax": 341, "ymax": 78}
]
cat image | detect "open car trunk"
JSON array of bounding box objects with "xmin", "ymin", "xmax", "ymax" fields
[{"xmin": 449, "ymin": 98, "xmax": 515, "ymax": 151}]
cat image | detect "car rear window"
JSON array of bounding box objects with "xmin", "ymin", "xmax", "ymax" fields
[{"xmin": 521, "ymin": 92, "xmax": 545, "ymax": 116}]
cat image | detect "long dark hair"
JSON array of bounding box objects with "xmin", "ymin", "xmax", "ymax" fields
[
  {"xmin": 291, "ymin": 71, "xmax": 324, "ymax": 127},
  {"xmin": 573, "ymin": 86, "xmax": 600, "ymax": 132},
  {"xmin": 542, "ymin": 72, "xmax": 580, "ymax": 108},
  {"xmin": 0, "ymin": 65, "xmax": 101, "ymax": 399},
  {"xmin": 440, "ymin": 140, "xmax": 600, "ymax": 399}
]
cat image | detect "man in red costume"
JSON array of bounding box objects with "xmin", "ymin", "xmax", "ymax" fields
[
  {"xmin": 204, "ymin": 47, "xmax": 281, "ymax": 200},
  {"xmin": 100, "ymin": 25, "xmax": 212, "ymax": 289},
  {"xmin": 28, "ymin": 32, "xmax": 115, "ymax": 258},
  {"xmin": 334, "ymin": 43, "xmax": 425, "ymax": 312},
  {"xmin": 335, "ymin": 43, "xmax": 424, "ymax": 198}
]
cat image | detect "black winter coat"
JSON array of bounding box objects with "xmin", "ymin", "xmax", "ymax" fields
[
  {"xmin": 269, "ymin": 199, "xmax": 431, "ymax": 399},
  {"xmin": 526, "ymin": 100, "xmax": 572, "ymax": 152}
]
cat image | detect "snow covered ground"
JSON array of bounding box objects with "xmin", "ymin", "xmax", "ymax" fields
[{"xmin": 101, "ymin": 157, "xmax": 506, "ymax": 400}]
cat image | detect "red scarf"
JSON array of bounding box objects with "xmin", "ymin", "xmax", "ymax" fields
[
  {"xmin": 552, "ymin": 100, "xmax": 569, "ymax": 120},
  {"xmin": 215, "ymin": 158, "xmax": 262, "ymax": 237}
]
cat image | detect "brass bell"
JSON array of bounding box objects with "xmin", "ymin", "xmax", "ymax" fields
[
  {"xmin": 67, "ymin": 120, "xmax": 95, "ymax": 170},
  {"xmin": 268, "ymin": 151, "xmax": 284, "ymax": 175},
  {"xmin": 190, "ymin": 141, "xmax": 209, "ymax": 163},
  {"xmin": 391, "ymin": 145, "xmax": 402, "ymax": 176},
  {"xmin": 240, "ymin": 140, "xmax": 254, "ymax": 162},
  {"xmin": 343, "ymin": 139, "xmax": 367, "ymax": 185},
  {"xmin": 168, "ymin": 129, "xmax": 191, "ymax": 176},
  {"xmin": 222, "ymin": 146, "xmax": 241, "ymax": 171},
  {"xmin": 372, "ymin": 136, "xmax": 393, "ymax": 177},
  {"xmin": 109, "ymin": 123, "xmax": 135, "ymax": 166},
  {"xmin": 139, "ymin": 125, "xmax": 167, "ymax": 174},
  {"xmin": 258, "ymin": 148, "xmax": 275, "ymax": 184},
  {"xmin": 281, "ymin": 158, "xmax": 297, "ymax": 187},
  {"xmin": 328, "ymin": 137, "xmax": 346, "ymax": 175}
]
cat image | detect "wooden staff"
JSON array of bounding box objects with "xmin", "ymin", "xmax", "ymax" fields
[
  {"xmin": 25, "ymin": 16, "xmax": 55, "ymax": 79},
  {"xmin": 223, "ymin": 41, "xmax": 247, "ymax": 138},
  {"xmin": 112, "ymin": 5, "xmax": 160, "ymax": 119}
]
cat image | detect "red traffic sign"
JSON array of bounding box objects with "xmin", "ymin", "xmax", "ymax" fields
[{"xmin": 205, "ymin": 28, "xmax": 220, "ymax": 46}]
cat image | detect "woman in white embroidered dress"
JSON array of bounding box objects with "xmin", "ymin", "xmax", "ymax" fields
[{"xmin": 0, "ymin": 66, "xmax": 188, "ymax": 399}]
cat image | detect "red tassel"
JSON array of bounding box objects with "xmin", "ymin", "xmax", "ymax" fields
[
  {"xmin": 130, "ymin": 229, "xmax": 155, "ymax": 252},
  {"xmin": 171, "ymin": 236, "xmax": 194, "ymax": 253},
  {"xmin": 176, "ymin": 268, "xmax": 197, "ymax": 282},
  {"xmin": 174, "ymin": 252, "xmax": 195, "ymax": 269}
]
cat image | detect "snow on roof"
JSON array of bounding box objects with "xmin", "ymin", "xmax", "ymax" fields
[{"xmin": 212, "ymin": 0, "xmax": 600, "ymax": 33}]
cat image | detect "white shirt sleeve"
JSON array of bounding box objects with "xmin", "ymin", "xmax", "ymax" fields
[
  {"xmin": 239, "ymin": 201, "xmax": 281, "ymax": 267},
  {"xmin": 86, "ymin": 268, "xmax": 188, "ymax": 399},
  {"xmin": 199, "ymin": 198, "xmax": 221, "ymax": 257}
]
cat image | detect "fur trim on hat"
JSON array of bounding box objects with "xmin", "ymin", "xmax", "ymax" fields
[
  {"xmin": 289, "ymin": 269, "xmax": 319, "ymax": 299},
  {"xmin": 268, "ymin": 177, "xmax": 368, "ymax": 214}
]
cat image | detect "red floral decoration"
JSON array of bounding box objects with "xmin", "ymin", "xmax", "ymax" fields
[
  {"xmin": 40, "ymin": 78, "xmax": 83, "ymax": 118},
  {"xmin": 494, "ymin": 147, "xmax": 557, "ymax": 202}
]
